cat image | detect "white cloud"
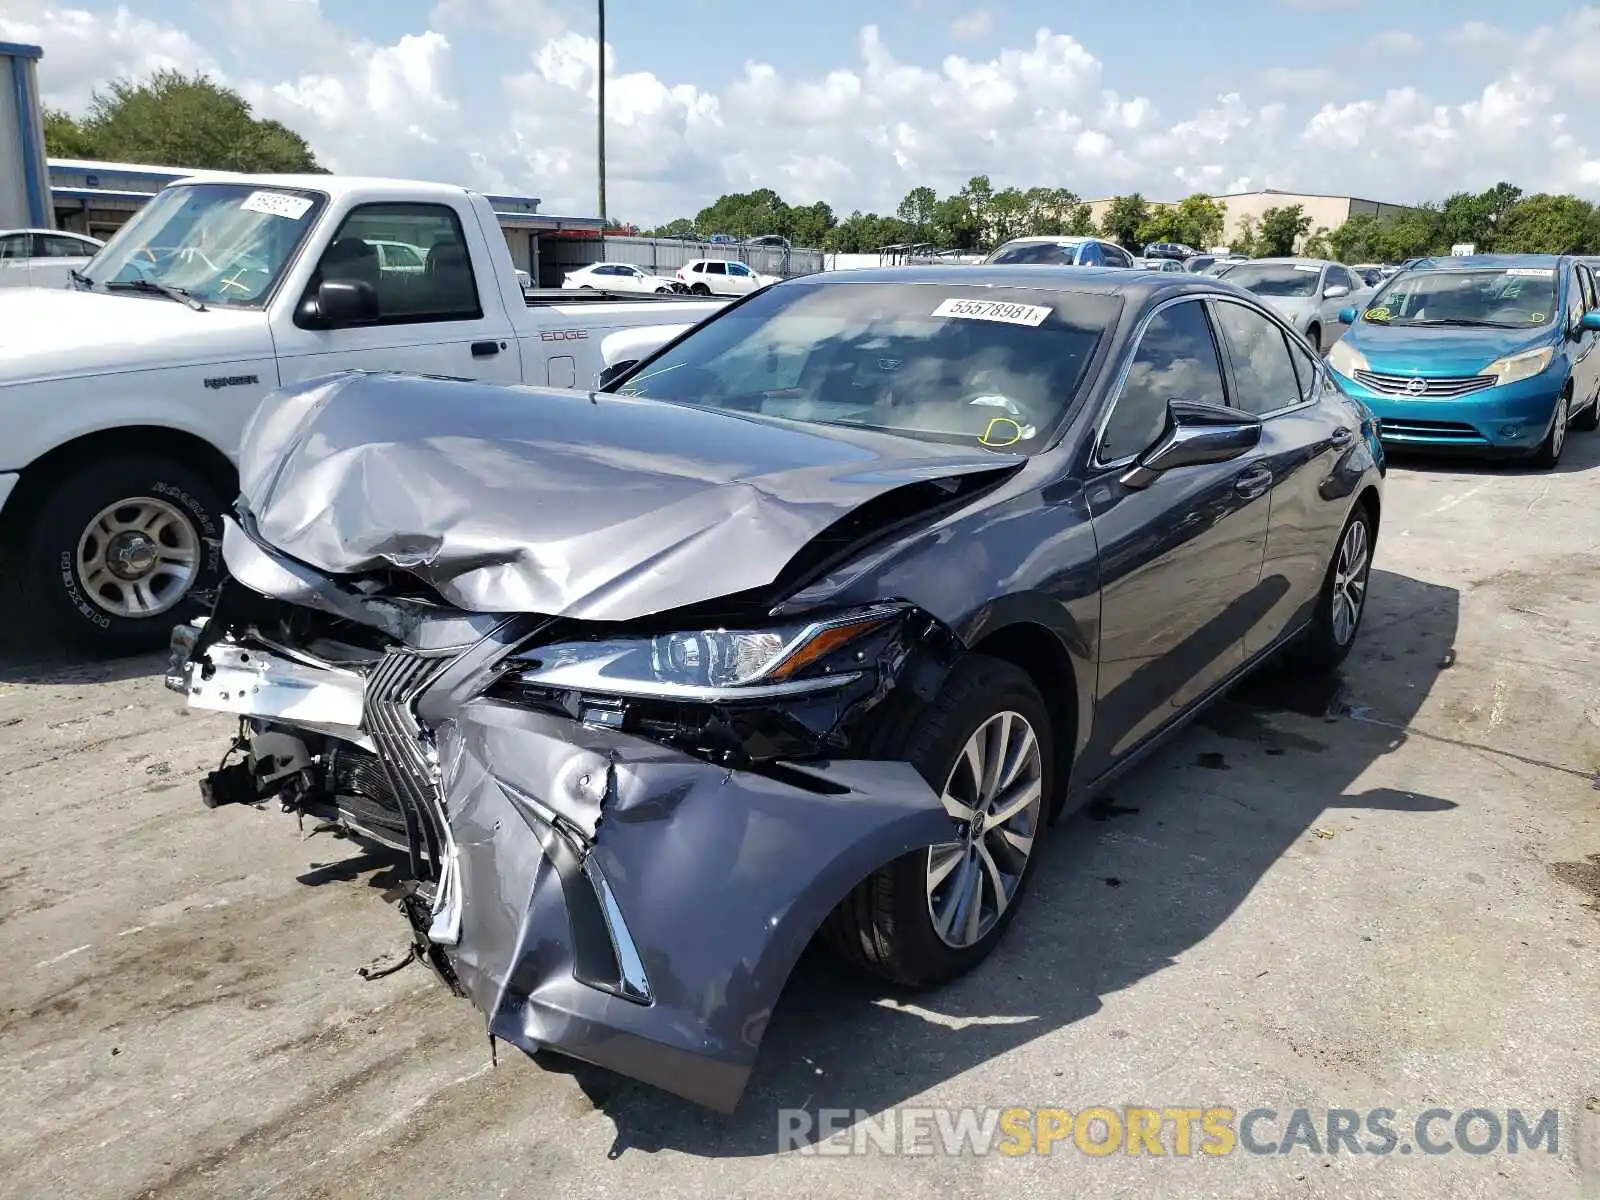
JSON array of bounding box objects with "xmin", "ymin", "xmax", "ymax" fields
[
  {"xmin": 1366, "ymin": 29, "xmax": 1423, "ymax": 55},
  {"xmin": 1260, "ymin": 66, "xmax": 1337, "ymax": 94},
  {"xmin": 13, "ymin": 2, "xmax": 1600, "ymax": 225},
  {"xmin": 1446, "ymin": 20, "xmax": 1513, "ymax": 51},
  {"xmin": 950, "ymin": 9, "xmax": 991, "ymax": 40},
  {"xmin": 0, "ymin": 1, "xmax": 218, "ymax": 110}
]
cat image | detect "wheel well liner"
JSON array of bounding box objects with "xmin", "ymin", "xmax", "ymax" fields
[{"xmin": 6, "ymin": 427, "xmax": 238, "ymax": 526}]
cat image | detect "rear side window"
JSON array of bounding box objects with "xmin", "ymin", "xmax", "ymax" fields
[
  {"xmin": 0, "ymin": 234, "xmax": 26, "ymax": 261},
  {"xmin": 1100, "ymin": 299, "xmax": 1226, "ymax": 461},
  {"xmin": 1211, "ymin": 300, "xmax": 1302, "ymax": 416}
]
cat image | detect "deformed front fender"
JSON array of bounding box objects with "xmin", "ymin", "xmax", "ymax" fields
[{"xmin": 436, "ymin": 698, "xmax": 953, "ymax": 1112}]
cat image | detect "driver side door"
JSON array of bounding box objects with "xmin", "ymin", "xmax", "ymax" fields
[{"xmin": 1081, "ymin": 297, "xmax": 1273, "ymax": 777}]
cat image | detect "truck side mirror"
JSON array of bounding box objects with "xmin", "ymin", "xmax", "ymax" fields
[{"xmin": 297, "ymin": 279, "xmax": 379, "ymax": 329}]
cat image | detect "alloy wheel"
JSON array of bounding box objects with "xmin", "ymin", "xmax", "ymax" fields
[
  {"xmin": 74, "ymin": 496, "xmax": 201, "ymax": 619},
  {"xmin": 1330, "ymin": 518, "xmax": 1370, "ymax": 647},
  {"xmin": 925, "ymin": 710, "xmax": 1044, "ymax": 949},
  {"xmin": 1553, "ymin": 391, "xmax": 1570, "ymax": 459}
]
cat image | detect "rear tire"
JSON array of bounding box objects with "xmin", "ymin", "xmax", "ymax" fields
[
  {"xmin": 691, "ymin": 283, "xmax": 711, "ymax": 295},
  {"xmin": 21, "ymin": 455, "xmax": 225, "ymax": 657},
  {"xmin": 1285, "ymin": 502, "xmax": 1374, "ymax": 674},
  {"xmin": 823, "ymin": 655, "xmax": 1054, "ymax": 988}
]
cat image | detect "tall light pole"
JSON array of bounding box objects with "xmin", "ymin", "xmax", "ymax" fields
[{"xmin": 597, "ymin": 0, "xmax": 607, "ymax": 224}]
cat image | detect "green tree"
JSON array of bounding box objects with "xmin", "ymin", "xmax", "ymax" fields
[
  {"xmin": 1173, "ymin": 193, "xmax": 1226, "ymax": 249},
  {"xmin": 1256, "ymin": 204, "xmax": 1313, "ymax": 256},
  {"xmin": 643, "ymin": 216, "xmax": 696, "ymax": 237},
  {"xmin": 1375, "ymin": 202, "xmax": 1445, "ymax": 260},
  {"xmin": 1101, "ymin": 194, "xmax": 1150, "ymax": 250},
  {"xmin": 932, "ymin": 193, "xmax": 982, "ymax": 250},
  {"xmin": 896, "ymin": 186, "xmax": 939, "ymax": 239},
  {"xmin": 1496, "ymin": 193, "xmax": 1599, "ymax": 254},
  {"xmin": 1064, "ymin": 200, "xmax": 1097, "ymax": 236},
  {"xmin": 785, "ymin": 200, "xmax": 837, "ymax": 247},
  {"xmin": 989, "ymin": 186, "xmax": 1030, "ymax": 243},
  {"xmin": 72, "ymin": 70, "xmax": 321, "ymax": 171},
  {"xmin": 1302, "ymin": 226, "xmax": 1334, "ymax": 259},
  {"xmin": 42, "ymin": 107, "xmax": 98, "ymax": 158},
  {"xmin": 1136, "ymin": 204, "xmax": 1182, "ymax": 246},
  {"xmin": 1229, "ymin": 215, "xmax": 1258, "ymax": 256},
  {"xmin": 1328, "ymin": 212, "xmax": 1384, "ymax": 262}
]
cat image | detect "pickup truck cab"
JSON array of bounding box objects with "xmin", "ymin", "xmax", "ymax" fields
[{"xmin": 0, "ymin": 174, "xmax": 725, "ymax": 655}]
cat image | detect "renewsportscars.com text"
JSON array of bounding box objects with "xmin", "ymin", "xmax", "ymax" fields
[{"xmin": 778, "ymin": 1105, "xmax": 1563, "ymax": 1158}]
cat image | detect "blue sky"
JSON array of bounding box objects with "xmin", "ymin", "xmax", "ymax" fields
[{"xmin": 3, "ymin": 0, "xmax": 1595, "ymax": 222}]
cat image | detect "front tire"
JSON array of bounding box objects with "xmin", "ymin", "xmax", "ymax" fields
[
  {"xmin": 1305, "ymin": 322, "xmax": 1322, "ymax": 353},
  {"xmin": 22, "ymin": 455, "xmax": 225, "ymax": 657},
  {"xmin": 1286, "ymin": 503, "xmax": 1374, "ymax": 673},
  {"xmin": 824, "ymin": 655, "xmax": 1053, "ymax": 988},
  {"xmin": 1531, "ymin": 386, "xmax": 1571, "ymax": 469}
]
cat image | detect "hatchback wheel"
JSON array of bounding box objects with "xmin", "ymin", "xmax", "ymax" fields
[
  {"xmin": 824, "ymin": 654, "xmax": 1053, "ymax": 987},
  {"xmin": 1532, "ymin": 386, "xmax": 1571, "ymax": 469}
]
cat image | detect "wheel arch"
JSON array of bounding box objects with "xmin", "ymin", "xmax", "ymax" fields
[{"xmin": 5, "ymin": 426, "xmax": 238, "ymax": 530}]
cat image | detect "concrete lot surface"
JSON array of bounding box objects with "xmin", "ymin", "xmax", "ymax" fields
[{"xmin": 2, "ymin": 444, "xmax": 1599, "ymax": 1199}]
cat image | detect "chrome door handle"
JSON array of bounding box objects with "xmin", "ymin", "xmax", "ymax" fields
[
  {"xmin": 1234, "ymin": 466, "xmax": 1273, "ymax": 498},
  {"xmin": 1330, "ymin": 426, "xmax": 1353, "ymax": 445}
]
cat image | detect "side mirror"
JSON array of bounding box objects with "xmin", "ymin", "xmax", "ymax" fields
[
  {"xmin": 1582, "ymin": 311, "xmax": 1600, "ymax": 332},
  {"xmin": 298, "ymin": 279, "xmax": 379, "ymax": 329},
  {"xmin": 1323, "ymin": 283, "xmax": 1351, "ymax": 299},
  {"xmin": 1120, "ymin": 400, "xmax": 1262, "ymax": 489},
  {"xmin": 1339, "ymin": 306, "xmax": 1358, "ymax": 325},
  {"xmin": 598, "ymin": 359, "xmax": 638, "ymax": 389}
]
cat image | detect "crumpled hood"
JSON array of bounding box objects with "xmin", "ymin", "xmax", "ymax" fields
[
  {"xmin": 0, "ymin": 286, "xmax": 273, "ymax": 385},
  {"xmin": 237, "ymin": 372, "xmax": 1023, "ymax": 621}
]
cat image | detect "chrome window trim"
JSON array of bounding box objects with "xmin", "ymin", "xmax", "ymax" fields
[
  {"xmin": 1206, "ymin": 294, "xmax": 1323, "ymax": 421},
  {"xmin": 1089, "ymin": 292, "xmax": 1231, "ymax": 470}
]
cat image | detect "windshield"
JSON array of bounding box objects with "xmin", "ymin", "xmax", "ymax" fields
[
  {"xmin": 610, "ymin": 281, "xmax": 1120, "ymax": 453},
  {"xmin": 987, "ymin": 241, "xmax": 1084, "ymax": 265},
  {"xmin": 80, "ymin": 182, "xmax": 326, "ymax": 307},
  {"xmin": 1223, "ymin": 262, "xmax": 1323, "ymax": 298},
  {"xmin": 1361, "ymin": 267, "xmax": 1559, "ymax": 328}
]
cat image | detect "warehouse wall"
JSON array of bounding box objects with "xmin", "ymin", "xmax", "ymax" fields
[{"xmin": 0, "ymin": 42, "xmax": 50, "ymax": 229}]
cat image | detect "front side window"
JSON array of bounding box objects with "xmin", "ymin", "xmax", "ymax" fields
[
  {"xmin": 728, "ymin": 263, "xmax": 753, "ymax": 277},
  {"xmin": 1224, "ymin": 262, "xmax": 1324, "ymax": 299},
  {"xmin": 307, "ymin": 202, "xmax": 482, "ymax": 323},
  {"xmin": 1100, "ymin": 300, "xmax": 1226, "ymax": 462},
  {"xmin": 0, "ymin": 233, "xmax": 27, "ymax": 261},
  {"xmin": 613, "ymin": 281, "xmax": 1120, "ymax": 455},
  {"xmin": 1363, "ymin": 267, "xmax": 1558, "ymax": 328},
  {"xmin": 1212, "ymin": 301, "xmax": 1302, "ymax": 416},
  {"xmin": 79, "ymin": 182, "xmax": 326, "ymax": 306}
]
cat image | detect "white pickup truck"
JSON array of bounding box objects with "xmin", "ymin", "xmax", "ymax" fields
[{"xmin": 0, "ymin": 173, "xmax": 724, "ymax": 655}]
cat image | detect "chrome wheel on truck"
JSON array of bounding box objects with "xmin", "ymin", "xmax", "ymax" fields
[{"xmin": 20, "ymin": 454, "xmax": 225, "ymax": 656}]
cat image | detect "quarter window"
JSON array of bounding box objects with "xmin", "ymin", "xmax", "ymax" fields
[
  {"xmin": 309, "ymin": 202, "xmax": 482, "ymax": 323},
  {"xmin": 1100, "ymin": 300, "xmax": 1227, "ymax": 462},
  {"xmin": 1212, "ymin": 301, "xmax": 1303, "ymax": 416}
]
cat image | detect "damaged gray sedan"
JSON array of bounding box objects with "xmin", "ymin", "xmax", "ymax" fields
[{"xmin": 167, "ymin": 267, "xmax": 1383, "ymax": 1111}]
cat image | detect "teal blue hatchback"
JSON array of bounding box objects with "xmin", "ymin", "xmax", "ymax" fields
[{"xmin": 1327, "ymin": 254, "xmax": 1600, "ymax": 466}]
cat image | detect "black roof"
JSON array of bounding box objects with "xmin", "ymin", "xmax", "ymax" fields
[{"xmin": 791, "ymin": 263, "xmax": 1230, "ymax": 300}]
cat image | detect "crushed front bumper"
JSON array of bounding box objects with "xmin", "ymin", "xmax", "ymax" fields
[{"xmin": 167, "ymin": 620, "xmax": 952, "ymax": 1111}]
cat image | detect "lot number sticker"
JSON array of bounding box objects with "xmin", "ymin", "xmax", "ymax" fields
[
  {"xmin": 933, "ymin": 297, "xmax": 1051, "ymax": 326},
  {"xmin": 240, "ymin": 191, "xmax": 314, "ymax": 220},
  {"xmin": 1507, "ymin": 268, "xmax": 1554, "ymax": 277}
]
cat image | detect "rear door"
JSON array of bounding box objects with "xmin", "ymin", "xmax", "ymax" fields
[
  {"xmin": 1209, "ymin": 296, "xmax": 1349, "ymax": 656},
  {"xmin": 29, "ymin": 233, "xmax": 98, "ymax": 287},
  {"xmin": 1567, "ymin": 262, "xmax": 1600, "ymax": 411},
  {"xmin": 1081, "ymin": 297, "xmax": 1273, "ymax": 775},
  {"xmin": 274, "ymin": 199, "xmax": 521, "ymax": 385}
]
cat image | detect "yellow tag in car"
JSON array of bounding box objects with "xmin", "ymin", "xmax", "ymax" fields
[
  {"xmin": 981, "ymin": 417, "xmax": 1025, "ymax": 447},
  {"xmin": 1528, "ymin": 312, "xmax": 1546, "ymax": 322},
  {"xmin": 1363, "ymin": 307, "xmax": 1391, "ymax": 322}
]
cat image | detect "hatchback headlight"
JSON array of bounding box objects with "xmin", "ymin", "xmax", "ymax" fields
[
  {"xmin": 506, "ymin": 605, "xmax": 905, "ymax": 701},
  {"xmin": 1483, "ymin": 346, "xmax": 1555, "ymax": 387},
  {"xmin": 1327, "ymin": 339, "xmax": 1369, "ymax": 377}
]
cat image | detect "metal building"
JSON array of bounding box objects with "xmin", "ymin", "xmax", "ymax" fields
[{"xmin": 0, "ymin": 41, "xmax": 51, "ymax": 229}]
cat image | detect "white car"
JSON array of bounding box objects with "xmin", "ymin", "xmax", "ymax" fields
[
  {"xmin": 1219, "ymin": 258, "xmax": 1376, "ymax": 353},
  {"xmin": 563, "ymin": 261, "xmax": 681, "ymax": 294},
  {"xmin": 368, "ymin": 239, "xmax": 429, "ymax": 273},
  {"xmin": 0, "ymin": 174, "xmax": 726, "ymax": 654},
  {"xmin": 0, "ymin": 228, "xmax": 104, "ymax": 288},
  {"xmin": 676, "ymin": 258, "xmax": 779, "ymax": 295}
]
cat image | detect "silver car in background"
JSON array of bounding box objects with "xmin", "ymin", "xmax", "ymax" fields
[{"xmin": 1219, "ymin": 258, "xmax": 1375, "ymax": 352}]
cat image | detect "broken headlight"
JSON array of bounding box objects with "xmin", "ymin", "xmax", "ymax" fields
[{"xmin": 505, "ymin": 604, "xmax": 905, "ymax": 702}]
